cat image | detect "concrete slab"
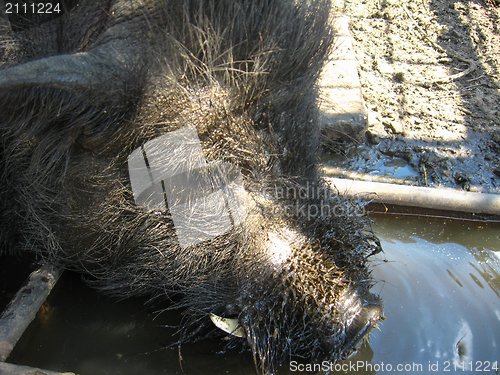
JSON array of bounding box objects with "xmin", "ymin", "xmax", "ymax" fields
[{"xmin": 320, "ymin": 10, "xmax": 368, "ymax": 144}]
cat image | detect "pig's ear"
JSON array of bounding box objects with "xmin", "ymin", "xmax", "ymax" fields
[
  {"xmin": 0, "ymin": 28, "xmax": 148, "ymax": 152},
  {"xmin": 0, "ymin": 37, "xmax": 143, "ymax": 100}
]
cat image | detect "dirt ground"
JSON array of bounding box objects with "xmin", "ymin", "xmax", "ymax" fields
[{"xmin": 329, "ymin": 0, "xmax": 500, "ymax": 193}]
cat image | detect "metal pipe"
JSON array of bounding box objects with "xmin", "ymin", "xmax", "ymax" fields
[{"xmin": 327, "ymin": 177, "xmax": 500, "ymax": 216}]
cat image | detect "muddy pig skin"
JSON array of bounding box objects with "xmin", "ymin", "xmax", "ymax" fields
[{"xmin": 0, "ymin": 1, "xmax": 383, "ymax": 373}]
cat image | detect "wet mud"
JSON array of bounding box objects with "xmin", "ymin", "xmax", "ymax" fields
[{"xmin": 328, "ymin": 0, "xmax": 500, "ymax": 193}]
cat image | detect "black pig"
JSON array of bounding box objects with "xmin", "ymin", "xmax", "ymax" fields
[{"xmin": 0, "ymin": 0, "xmax": 383, "ymax": 373}]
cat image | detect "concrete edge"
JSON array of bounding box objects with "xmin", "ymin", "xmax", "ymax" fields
[{"xmin": 320, "ymin": 8, "xmax": 368, "ymax": 143}]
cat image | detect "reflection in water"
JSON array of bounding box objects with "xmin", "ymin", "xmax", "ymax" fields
[
  {"xmin": 364, "ymin": 215, "xmax": 500, "ymax": 375},
  {"xmin": 469, "ymin": 246, "xmax": 500, "ymax": 299},
  {"xmin": 7, "ymin": 215, "xmax": 500, "ymax": 375}
]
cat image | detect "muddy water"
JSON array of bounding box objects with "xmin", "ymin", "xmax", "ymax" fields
[
  {"xmin": 364, "ymin": 215, "xmax": 500, "ymax": 375},
  {"xmin": 7, "ymin": 215, "xmax": 500, "ymax": 375}
]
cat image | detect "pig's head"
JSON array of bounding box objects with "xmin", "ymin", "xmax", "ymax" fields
[
  {"xmin": 120, "ymin": 124, "xmax": 384, "ymax": 373},
  {"xmin": 168, "ymin": 176, "xmax": 384, "ymax": 374}
]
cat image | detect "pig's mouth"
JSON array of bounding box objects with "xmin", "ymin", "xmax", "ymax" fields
[
  {"xmin": 209, "ymin": 313, "xmax": 245, "ymax": 338},
  {"xmin": 207, "ymin": 281, "xmax": 383, "ymax": 372},
  {"xmin": 209, "ymin": 300, "xmax": 383, "ymax": 347}
]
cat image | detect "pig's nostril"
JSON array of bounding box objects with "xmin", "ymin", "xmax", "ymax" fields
[{"xmin": 343, "ymin": 303, "xmax": 383, "ymax": 353}]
